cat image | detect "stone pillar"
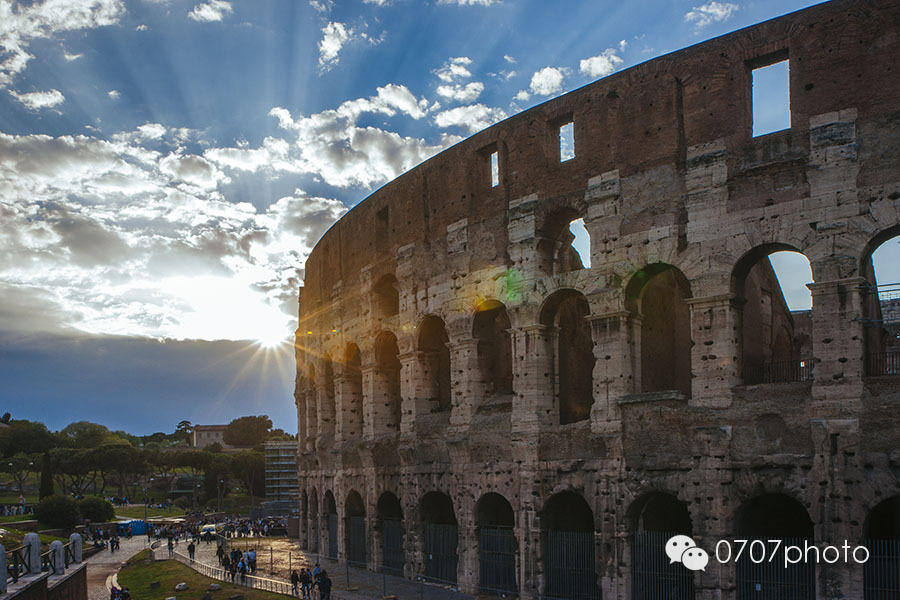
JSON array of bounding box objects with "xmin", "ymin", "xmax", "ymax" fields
[
  {"xmin": 49, "ymin": 540, "xmax": 64, "ymax": 574},
  {"xmin": 0, "ymin": 543, "xmax": 6, "ymax": 594},
  {"xmin": 316, "ymin": 385, "xmax": 335, "ymax": 444},
  {"xmin": 688, "ymin": 295, "xmax": 741, "ymax": 407},
  {"xmin": 363, "ymin": 365, "xmax": 400, "ymax": 439},
  {"xmin": 69, "ymin": 533, "xmax": 82, "ymax": 563},
  {"xmin": 457, "ymin": 505, "xmax": 478, "ymax": 594},
  {"xmin": 24, "ymin": 532, "xmax": 40, "ymax": 573},
  {"xmin": 449, "ymin": 338, "xmax": 484, "ymax": 430},
  {"xmin": 808, "ymin": 277, "xmax": 866, "ymax": 415},
  {"xmin": 588, "ymin": 311, "xmax": 639, "ymax": 432},
  {"xmin": 304, "ymin": 387, "xmax": 318, "ymax": 452},
  {"xmin": 335, "ymin": 374, "xmax": 362, "ymax": 442},
  {"xmin": 511, "ymin": 325, "xmax": 557, "ymax": 436},
  {"xmin": 399, "ymin": 352, "xmax": 428, "ymax": 436}
]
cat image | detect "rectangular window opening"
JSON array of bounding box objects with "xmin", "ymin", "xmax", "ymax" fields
[
  {"xmin": 752, "ymin": 58, "xmax": 791, "ymax": 137},
  {"xmin": 490, "ymin": 150, "xmax": 499, "ymax": 187},
  {"xmin": 559, "ymin": 121, "xmax": 575, "ymax": 161}
]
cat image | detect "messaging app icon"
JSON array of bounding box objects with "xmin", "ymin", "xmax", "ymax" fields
[{"xmin": 665, "ymin": 535, "xmax": 708, "ymax": 571}]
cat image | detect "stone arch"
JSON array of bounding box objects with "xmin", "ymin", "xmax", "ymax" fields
[
  {"xmin": 475, "ymin": 492, "xmax": 517, "ymax": 594},
  {"xmin": 540, "ymin": 289, "xmax": 595, "ymax": 425},
  {"xmin": 731, "ymin": 244, "xmax": 813, "ymax": 384},
  {"xmin": 377, "ymin": 491, "xmax": 404, "ymax": 575},
  {"xmin": 321, "ymin": 354, "xmax": 336, "ymax": 436},
  {"xmin": 419, "ymin": 491, "xmax": 458, "ymax": 584},
  {"xmin": 734, "ymin": 493, "xmax": 814, "ymax": 600},
  {"xmin": 864, "ymin": 495, "xmax": 900, "ymax": 599},
  {"xmin": 372, "ymin": 331, "xmax": 401, "ymax": 435},
  {"xmin": 540, "ymin": 490, "xmax": 599, "ymax": 599},
  {"xmin": 537, "ymin": 206, "xmax": 589, "ymax": 275},
  {"xmin": 859, "ymin": 225, "xmax": 900, "ymax": 376},
  {"xmin": 625, "ymin": 264, "xmax": 692, "ymax": 397},
  {"xmin": 417, "ymin": 315, "xmax": 451, "ymax": 413},
  {"xmin": 627, "ymin": 492, "xmax": 694, "ymax": 599},
  {"xmin": 473, "ymin": 300, "xmax": 513, "ymax": 396},
  {"xmin": 324, "ymin": 490, "xmax": 338, "ymax": 559},
  {"xmin": 373, "ymin": 274, "xmax": 400, "ymax": 318},
  {"xmin": 345, "ymin": 489, "xmax": 366, "ymax": 566}
]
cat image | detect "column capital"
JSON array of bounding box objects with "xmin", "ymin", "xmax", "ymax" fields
[
  {"xmin": 685, "ymin": 293, "xmax": 742, "ymax": 309},
  {"xmin": 807, "ymin": 277, "xmax": 868, "ymax": 295}
]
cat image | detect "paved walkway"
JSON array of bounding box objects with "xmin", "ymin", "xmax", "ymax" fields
[{"xmin": 84, "ymin": 537, "xmax": 148, "ymax": 600}]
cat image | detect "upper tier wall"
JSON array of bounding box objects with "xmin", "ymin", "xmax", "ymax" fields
[{"xmin": 301, "ymin": 0, "xmax": 899, "ymax": 311}]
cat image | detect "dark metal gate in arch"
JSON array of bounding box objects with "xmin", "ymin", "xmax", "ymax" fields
[
  {"xmin": 423, "ymin": 522, "xmax": 458, "ymax": 584},
  {"xmin": 631, "ymin": 531, "xmax": 694, "ymax": 599},
  {"xmin": 327, "ymin": 513, "xmax": 338, "ymax": 559},
  {"xmin": 546, "ymin": 531, "xmax": 601, "ymax": 599},
  {"xmin": 347, "ymin": 516, "xmax": 366, "ymax": 566},
  {"xmin": 864, "ymin": 539, "xmax": 900, "ymax": 600},
  {"xmin": 735, "ymin": 537, "xmax": 814, "ymax": 600},
  {"xmin": 478, "ymin": 525, "xmax": 517, "ymax": 594},
  {"xmin": 382, "ymin": 518, "xmax": 404, "ymax": 576},
  {"xmin": 311, "ymin": 515, "xmax": 319, "ymax": 553}
]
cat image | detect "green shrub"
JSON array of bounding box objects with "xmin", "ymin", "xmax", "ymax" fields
[
  {"xmin": 77, "ymin": 496, "xmax": 114, "ymax": 522},
  {"xmin": 35, "ymin": 496, "xmax": 81, "ymax": 529}
]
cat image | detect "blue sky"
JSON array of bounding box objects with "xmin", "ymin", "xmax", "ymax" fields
[{"xmin": 1, "ymin": 0, "xmax": 896, "ymax": 435}]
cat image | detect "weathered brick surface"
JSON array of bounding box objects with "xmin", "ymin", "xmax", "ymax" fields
[{"xmin": 293, "ymin": 2, "xmax": 900, "ymax": 598}]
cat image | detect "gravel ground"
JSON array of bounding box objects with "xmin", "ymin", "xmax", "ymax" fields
[{"xmin": 84, "ymin": 536, "xmax": 149, "ymax": 600}]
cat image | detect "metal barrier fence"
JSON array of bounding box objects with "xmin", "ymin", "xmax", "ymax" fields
[
  {"xmin": 864, "ymin": 539, "xmax": 900, "ymax": 600},
  {"xmin": 866, "ymin": 350, "xmax": 900, "ymax": 376},
  {"xmin": 631, "ymin": 531, "xmax": 693, "ymax": 600},
  {"xmin": 478, "ymin": 526, "xmax": 517, "ymax": 595},
  {"xmin": 5, "ymin": 544, "xmax": 32, "ymax": 584},
  {"xmin": 327, "ymin": 514, "xmax": 338, "ymax": 559},
  {"xmin": 168, "ymin": 550, "xmax": 295, "ymax": 596},
  {"xmin": 423, "ymin": 523, "xmax": 458, "ymax": 584},
  {"xmin": 545, "ymin": 531, "xmax": 601, "ymax": 600},
  {"xmin": 743, "ymin": 359, "xmax": 814, "ymax": 384},
  {"xmin": 347, "ymin": 516, "xmax": 366, "ymax": 567},
  {"xmin": 381, "ymin": 518, "xmax": 404, "ymax": 576},
  {"xmin": 735, "ymin": 537, "xmax": 814, "ymax": 600}
]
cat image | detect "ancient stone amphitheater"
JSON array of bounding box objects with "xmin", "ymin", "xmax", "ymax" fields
[{"xmin": 293, "ymin": 1, "xmax": 900, "ymax": 598}]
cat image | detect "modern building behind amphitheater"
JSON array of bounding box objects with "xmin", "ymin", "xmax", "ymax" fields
[{"xmin": 292, "ymin": 1, "xmax": 900, "ymax": 598}]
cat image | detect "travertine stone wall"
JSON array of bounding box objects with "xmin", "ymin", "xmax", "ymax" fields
[{"xmin": 293, "ymin": 2, "xmax": 900, "ymax": 598}]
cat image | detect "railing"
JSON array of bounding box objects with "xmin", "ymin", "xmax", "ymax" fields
[
  {"xmin": 866, "ymin": 350, "xmax": 900, "ymax": 376},
  {"xmin": 168, "ymin": 550, "xmax": 295, "ymax": 596},
  {"xmin": 743, "ymin": 359, "xmax": 814, "ymax": 384},
  {"xmin": 5, "ymin": 544, "xmax": 31, "ymax": 584}
]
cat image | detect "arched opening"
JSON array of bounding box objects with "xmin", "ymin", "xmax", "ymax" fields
[
  {"xmin": 539, "ymin": 209, "xmax": 590, "ymax": 274},
  {"xmin": 420, "ymin": 491, "xmax": 458, "ymax": 584},
  {"xmin": 476, "ymin": 493, "xmax": 517, "ymax": 594},
  {"xmin": 321, "ymin": 355, "xmax": 336, "ymax": 436},
  {"xmin": 342, "ymin": 343, "xmax": 363, "ymax": 437},
  {"xmin": 627, "ymin": 264, "xmax": 692, "ymax": 397},
  {"xmin": 542, "ymin": 491, "xmax": 600, "ymax": 599},
  {"xmin": 864, "ymin": 496, "xmax": 900, "ymax": 599},
  {"xmin": 345, "ymin": 490, "xmax": 366, "ymax": 566},
  {"xmin": 473, "ymin": 301, "xmax": 513, "ymax": 396},
  {"xmin": 374, "ymin": 274, "xmax": 400, "ymax": 318},
  {"xmin": 734, "ymin": 494, "xmax": 814, "ymax": 599},
  {"xmin": 541, "ymin": 290, "xmax": 595, "ymax": 425},
  {"xmin": 628, "ymin": 492, "xmax": 694, "ymax": 600},
  {"xmin": 377, "ymin": 492, "xmax": 404, "ymax": 576},
  {"xmin": 324, "ymin": 490, "xmax": 338, "ymax": 559},
  {"xmin": 418, "ymin": 316, "xmax": 452, "ymax": 413},
  {"xmin": 373, "ymin": 332, "xmax": 402, "ymax": 434},
  {"xmin": 861, "ymin": 228, "xmax": 900, "ymax": 376},
  {"xmin": 732, "ymin": 246, "xmax": 814, "ymax": 384},
  {"xmin": 309, "ymin": 488, "xmax": 319, "ymax": 554}
]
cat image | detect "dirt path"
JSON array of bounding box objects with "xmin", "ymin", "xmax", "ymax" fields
[{"xmin": 84, "ymin": 537, "xmax": 148, "ymax": 600}]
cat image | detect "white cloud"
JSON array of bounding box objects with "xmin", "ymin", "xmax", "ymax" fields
[
  {"xmin": 514, "ymin": 89, "xmax": 530, "ymax": 102},
  {"xmin": 684, "ymin": 2, "xmax": 738, "ymax": 29},
  {"xmin": 0, "ymin": 0, "xmax": 124, "ymax": 89},
  {"xmin": 436, "ymin": 81, "xmax": 484, "ymax": 103},
  {"xmin": 318, "ymin": 21, "xmax": 352, "ymax": 69},
  {"xmin": 9, "ymin": 89, "xmax": 65, "ymax": 110},
  {"xmin": 308, "ymin": 0, "xmax": 333, "ymax": 12},
  {"xmin": 579, "ymin": 48, "xmax": 624, "ymax": 78},
  {"xmin": 63, "ymin": 52, "xmax": 83, "ymax": 61},
  {"xmin": 434, "ymin": 56, "xmax": 473, "ymax": 82},
  {"xmin": 436, "ymin": 0, "xmax": 500, "ymax": 5},
  {"xmin": 503, "ymin": 54, "xmax": 516, "ymax": 64},
  {"xmin": 188, "ymin": 0, "xmax": 233, "ymax": 23},
  {"xmin": 363, "ymin": 0, "xmax": 390, "ymax": 4},
  {"xmin": 107, "ymin": 89, "xmax": 120, "ymax": 100},
  {"xmin": 136, "ymin": 24, "xmax": 148, "ymax": 31},
  {"xmin": 527, "ymin": 66, "xmax": 567, "ymax": 97},
  {"xmin": 434, "ymin": 103, "xmax": 506, "ymax": 134}
]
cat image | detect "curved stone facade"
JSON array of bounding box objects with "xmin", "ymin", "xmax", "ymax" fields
[{"xmin": 294, "ymin": 1, "xmax": 900, "ymax": 598}]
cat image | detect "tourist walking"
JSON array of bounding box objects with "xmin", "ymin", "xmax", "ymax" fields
[
  {"xmin": 167, "ymin": 538, "xmax": 174, "ymax": 558},
  {"xmin": 314, "ymin": 570, "xmax": 332, "ymax": 600},
  {"xmin": 300, "ymin": 568, "xmax": 312, "ymax": 600},
  {"xmin": 290, "ymin": 569, "xmax": 300, "ymax": 596},
  {"xmin": 187, "ymin": 541, "xmax": 196, "ymax": 561}
]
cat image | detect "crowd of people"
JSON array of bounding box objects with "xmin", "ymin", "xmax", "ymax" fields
[
  {"xmin": 0, "ymin": 503, "xmax": 34, "ymax": 516},
  {"xmin": 290, "ymin": 565, "xmax": 332, "ymax": 600}
]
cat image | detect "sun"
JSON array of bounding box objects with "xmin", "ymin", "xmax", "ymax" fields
[{"xmin": 254, "ymin": 328, "xmax": 289, "ymax": 349}]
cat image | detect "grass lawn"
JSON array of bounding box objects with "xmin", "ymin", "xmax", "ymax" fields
[
  {"xmin": 116, "ymin": 505, "xmax": 186, "ymax": 520},
  {"xmin": 0, "ymin": 515, "xmax": 37, "ymax": 523},
  {"xmin": 118, "ymin": 550, "xmax": 291, "ymax": 600},
  {"xmin": 0, "ymin": 527, "xmax": 67, "ymax": 550}
]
